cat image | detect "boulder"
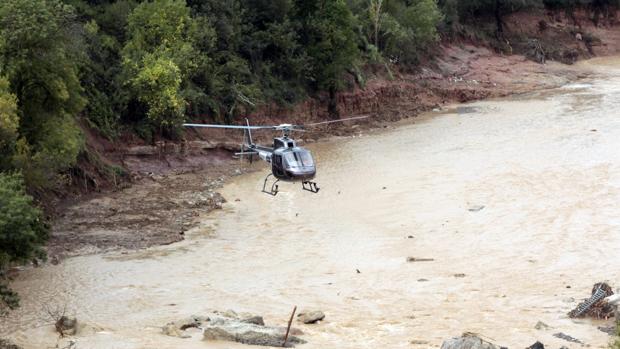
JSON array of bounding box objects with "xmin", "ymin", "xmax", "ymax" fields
[
  {"xmin": 527, "ymin": 341, "xmax": 544, "ymax": 349},
  {"xmin": 164, "ymin": 310, "xmax": 306, "ymax": 347},
  {"xmin": 297, "ymin": 311, "xmax": 325, "ymax": 324},
  {"xmin": 441, "ymin": 333, "xmax": 500, "ymax": 349},
  {"xmin": 203, "ymin": 316, "xmax": 306, "ymax": 347},
  {"xmin": 241, "ymin": 315, "xmax": 265, "ymax": 326}
]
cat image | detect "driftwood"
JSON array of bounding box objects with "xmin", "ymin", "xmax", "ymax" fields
[
  {"xmin": 568, "ymin": 282, "xmax": 615, "ymax": 319},
  {"xmin": 282, "ymin": 306, "xmax": 297, "ymax": 347}
]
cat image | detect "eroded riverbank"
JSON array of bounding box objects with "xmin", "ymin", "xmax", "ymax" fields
[{"xmin": 3, "ymin": 58, "xmax": 620, "ymax": 348}]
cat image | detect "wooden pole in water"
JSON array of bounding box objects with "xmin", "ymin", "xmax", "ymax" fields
[{"xmin": 282, "ymin": 305, "xmax": 297, "ymax": 347}]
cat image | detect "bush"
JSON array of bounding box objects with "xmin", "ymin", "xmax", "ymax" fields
[
  {"xmin": 0, "ymin": 172, "xmax": 48, "ymax": 314},
  {"xmin": 0, "ymin": 172, "xmax": 48, "ymax": 269}
]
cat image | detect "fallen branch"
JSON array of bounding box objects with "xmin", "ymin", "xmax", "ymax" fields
[{"xmin": 282, "ymin": 305, "xmax": 297, "ymax": 347}]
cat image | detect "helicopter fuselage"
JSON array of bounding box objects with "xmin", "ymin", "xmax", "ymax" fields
[{"xmin": 253, "ymin": 137, "xmax": 316, "ymax": 182}]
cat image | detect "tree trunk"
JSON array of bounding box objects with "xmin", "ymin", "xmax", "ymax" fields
[
  {"xmin": 495, "ymin": 0, "xmax": 503, "ymax": 38},
  {"xmin": 328, "ymin": 84, "xmax": 339, "ymax": 119}
]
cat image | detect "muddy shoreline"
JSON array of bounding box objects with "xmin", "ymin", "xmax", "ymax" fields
[{"xmin": 43, "ymin": 50, "xmax": 599, "ymax": 262}]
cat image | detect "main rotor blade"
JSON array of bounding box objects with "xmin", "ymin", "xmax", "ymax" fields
[
  {"xmin": 183, "ymin": 123, "xmax": 275, "ymax": 130},
  {"xmin": 301, "ymin": 115, "xmax": 370, "ymax": 127}
]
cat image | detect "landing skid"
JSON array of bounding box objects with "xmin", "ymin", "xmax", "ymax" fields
[
  {"xmin": 262, "ymin": 174, "xmax": 280, "ymax": 196},
  {"xmin": 302, "ymin": 181, "xmax": 320, "ymax": 193}
]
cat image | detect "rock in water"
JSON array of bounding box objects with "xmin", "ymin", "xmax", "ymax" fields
[
  {"xmin": 55, "ymin": 316, "xmax": 78, "ymax": 336},
  {"xmin": 162, "ymin": 323, "xmax": 190, "ymax": 338},
  {"xmin": 441, "ymin": 333, "xmax": 500, "ymax": 349},
  {"xmin": 203, "ymin": 317, "xmax": 305, "ymax": 347},
  {"xmin": 527, "ymin": 341, "xmax": 545, "ymax": 349},
  {"xmin": 241, "ymin": 315, "xmax": 265, "ymax": 326},
  {"xmin": 297, "ymin": 311, "xmax": 325, "ymax": 324}
]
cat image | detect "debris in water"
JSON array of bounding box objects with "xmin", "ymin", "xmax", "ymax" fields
[
  {"xmin": 553, "ymin": 332, "xmax": 583, "ymax": 344},
  {"xmin": 454, "ymin": 273, "xmax": 466, "ymax": 278},
  {"xmin": 55, "ymin": 316, "xmax": 78, "ymax": 336},
  {"xmin": 418, "ymin": 278, "xmax": 429, "ymax": 282},
  {"xmin": 468, "ymin": 205, "xmax": 485, "ymax": 212},
  {"xmin": 568, "ymin": 282, "xmax": 615, "ymax": 319},
  {"xmin": 356, "ymin": 269, "xmax": 361, "ymax": 274},
  {"xmin": 407, "ymin": 235, "xmax": 414, "ymax": 239},
  {"xmin": 605, "ymin": 294, "xmax": 620, "ymax": 305},
  {"xmin": 410, "ymin": 339, "xmax": 429, "ymax": 345},
  {"xmin": 534, "ymin": 321, "xmax": 550, "ymax": 330},
  {"xmin": 527, "ymin": 341, "xmax": 545, "ymax": 349},
  {"xmin": 407, "ymin": 257, "xmax": 434, "ymax": 262},
  {"xmin": 441, "ymin": 332, "xmax": 501, "ymax": 349},
  {"xmin": 598, "ymin": 325, "xmax": 616, "ymax": 335}
]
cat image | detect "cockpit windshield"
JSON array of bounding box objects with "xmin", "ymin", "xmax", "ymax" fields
[{"xmin": 284, "ymin": 150, "xmax": 314, "ymax": 168}]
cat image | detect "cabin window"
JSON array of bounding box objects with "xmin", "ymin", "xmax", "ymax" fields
[{"xmin": 284, "ymin": 150, "xmax": 313, "ymax": 168}]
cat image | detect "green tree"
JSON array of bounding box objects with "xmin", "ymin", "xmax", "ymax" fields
[
  {"xmin": 0, "ymin": 172, "xmax": 48, "ymax": 314},
  {"xmin": 240, "ymin": 0, "xmax": 308, "ymax": 106},
  {"xmin": 0, "ymin": 0, "xmax": 86, "ymax": 188},
  {"xmin": 123, "ymin": 0, "xmax": 200, "ymax": 129},
  {"xmin": 296, "ymin": 0, "xmax": 359, "ymax": 117},
  {"xmin": 188, "ymin": 0, "xmax": 262, "ymax": 123},
  {"xmin": 348, "ymin": 0, "xmax": 441, "ymax": 66},
  {"xmin": 0, "ymin": 77, "xmax": 18, "ymax": 170}
]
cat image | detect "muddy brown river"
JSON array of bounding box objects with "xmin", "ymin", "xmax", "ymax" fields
[{"xmin": 3, "ymin": 58, "xmax": 620, "ymax": 349}]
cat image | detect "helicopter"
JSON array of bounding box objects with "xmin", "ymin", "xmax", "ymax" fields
[{"xmin": 183, "ymin": 116, "xmax": 368, "ymax": 196}]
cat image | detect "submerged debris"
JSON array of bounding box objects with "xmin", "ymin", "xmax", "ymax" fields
[
  {"xmin": 55, "ymin": 316, "xmax": 78, "ymax": 336},
  {"xmin": 468, "ymin": 205, "xmax": 485, "ymax": 212},
  {"xmin": 527, "ymin": 341, "xmax": 545, "ymax": 349},
  {"xmin": 441, "ymin": 333, "xmax": 501, "ymax": 349},
  {"xmin": 407, "ymin": 257, "xmax": 434, "ymax": 262},
  {"xmin": 598, "ymin": 325, "xmax": 616, "ymax": 335},
  {"xmin": 568, "ymin": 282, "xmax": 615, "ymax": 319},
  {"xmin": 553, "ymin": 332, "xmax": 583, "ymax": 344}
]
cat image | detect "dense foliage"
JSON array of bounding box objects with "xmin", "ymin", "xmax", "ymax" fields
[{"xmin": 0, "ymin": 172, "xmax": 48, "ymax": 314}]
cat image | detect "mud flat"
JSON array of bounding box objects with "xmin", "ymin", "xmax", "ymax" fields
[{"xmin": 3, "ymin": 58, "xmax": 620, "ymax": 348}]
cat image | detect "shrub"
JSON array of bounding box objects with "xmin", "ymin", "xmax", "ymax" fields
[{"xmin": 0, "ymin": 172, "xmax": 48, "ymax": 314}]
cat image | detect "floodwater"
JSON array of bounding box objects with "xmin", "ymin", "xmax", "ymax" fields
[{"xmin": 3, "ymin": 58, "xmax": 620, "ymax": 349}]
